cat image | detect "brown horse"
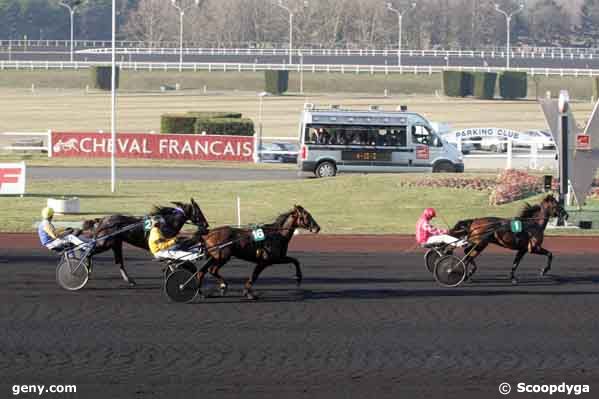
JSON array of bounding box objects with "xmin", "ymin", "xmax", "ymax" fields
[
  {"xmin": 191, "ymin": 205, "xmax": 320, "ymax": 299},
  {"xmin": 449, "ymin": 194, "xmax": 568, "ymax": 284},
  {"xmin": 80, "ymin": 198, "xmax": 209, "ymax": 286}
]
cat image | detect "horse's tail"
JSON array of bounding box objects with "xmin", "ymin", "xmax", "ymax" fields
[{"xmin": 449, "ymin": 219, "xmax": 473, "ymax": 238}]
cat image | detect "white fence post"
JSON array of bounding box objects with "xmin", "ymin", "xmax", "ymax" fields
[
  {"xmin": 506, "ymin": 139, "xmax": 513, "ymax": 170},
  {"xmin": 529, "ymin": 143, "xmax": 538, "ymax": 170},
  {"xmin": 236, "ymin": 196, "xmax": 241, "ymax": 227},
  {"xmin": 47, "ymin": 129, "xmax": 52, "ymax": 158}
]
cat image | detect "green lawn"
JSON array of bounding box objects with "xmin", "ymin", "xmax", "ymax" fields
[{"xmin": 0, "ymin": 173, "xmax": 572, "ymax": 234}]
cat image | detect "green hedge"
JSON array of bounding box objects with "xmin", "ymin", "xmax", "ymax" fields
[
  {"xmin": 472, "ymin": 72, "xmax": 497, "ymax": 99},
  {"xmin": 194, "ymin": 117, "xmax": 255, "ymax": 136},
  {"xmin": 593, "ymin": 78, "xmax": 599, "ymax": 101},
  {"xmin": 499, "ymin": 71, "xmax": 527, "ymax": 99},
  {"xmin": 265, "ymin": 70, "xmax": 289, "ymax": 95},
  {"xmin": 442, "ymin": 71, "xmax": 473, "ymax": 97},
  {"xmin": 185, "ymin": 112, "xmax": 242, "ymax": 119},
  {"xmin": 160, "ymin": 114, "xmax": 197, "ymax": 134},
  {"xmin": 90, "ymin": 66, "xmax": 119, "ymax": 90}
]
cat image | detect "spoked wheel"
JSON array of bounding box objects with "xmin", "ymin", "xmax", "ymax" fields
[
  {"xmin": 163, "ymin": 261, "xmax": 198, "ymax": 281},
  {"xmin": 424, "ymin": 249, "xmax": 442, "ymax": 273},
  {"xmin": 164, "ymin": 269, "xmax": 199, "ymax": 303},
  {"xmin": 433, "ymin": 255, "xmax": 467, "ymax": 288},
  {"xmin": 56, "ymin": 253, "xmax": 90, "ymax": 291}
]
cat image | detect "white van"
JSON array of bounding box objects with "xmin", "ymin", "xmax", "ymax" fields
[{"xmin": 297, "ymin": 104, "xmax": 464, "ymax": 178}]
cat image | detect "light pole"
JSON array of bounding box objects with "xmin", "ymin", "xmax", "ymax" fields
[
  {"xmin": 254, "ymin": 92, "xmax": 271, "ymax": 163},
  {"xmin": 170, "ymin": 0, "xmax": 200, "ymax": 70},
  {"xmin": 276, "ymin": 0, "xmax": 308, "ymax": 64},
  {"xmin": 386, "ymin": 2, "xmax": 416, "ymax": 67},
  {"xmin": 59, "ymin": 1, "xmax": 79, "ymax": 62},
  {"xmin": 111, "ymin": 0, "xmax": 116, "ymax": 192},
  {"xmin": 494, "ymin": 3, "xmax": 524, "ymax": 69}
]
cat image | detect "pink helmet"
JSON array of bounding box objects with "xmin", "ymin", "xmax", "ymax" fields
[{"xmin": 422, "ymin": 208, "xmax": 436, "ymax": 220}]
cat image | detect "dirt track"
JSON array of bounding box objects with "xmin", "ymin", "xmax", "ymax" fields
[{"xmin": 1, "ymin": 241, "xmax": 598, "ymax": 398}]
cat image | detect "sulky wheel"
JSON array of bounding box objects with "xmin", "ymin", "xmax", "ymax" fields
[
  {"xmin": 424, "ymin": 249, "xmax": 442, "ymax": 273},
  {"xmin": 56, "ymin": 253, "xmax": 90, "ymax": 291},
  {"xmin": 433, "ymin": 255, "xmax": 467, "ymax": 288},
  {"xmin": 163, "ymin": 261, "xmax": 197, "ymax": 281},
  {"xmin": 164, "ymin": 269, "xmax": 199, "ymax": 303}
]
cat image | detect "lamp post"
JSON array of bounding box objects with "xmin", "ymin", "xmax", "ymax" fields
[
  {"xmin": 557, "ymin": 90, "xmax": 570, "ymax": 223},
  {"xmin": 386, "ymin": 2, "xmax": 416, "ymax": 67},
  {"xmin": 276, "ymin": 0, "xmax": 308, "ymax": 64},
  {"xmin": 59, "ymin": 1, "xmax": 79, "ymax": 62},
  {"xmin": 254, "ymin": 92, "xmax": 271, "ymax": 163},
  {"xmin": 494, "ymin": 3, "xmax": 524, "ymax": 69},
  {"xmin": 110, "ymin": 0, "xmax": 116, "ymax": 192},
  {"xmin": 170, "ymin": 0, "xmax": 200, "ymax": 70}
]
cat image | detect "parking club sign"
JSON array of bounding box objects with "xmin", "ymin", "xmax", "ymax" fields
[{"xmin": 0, "ymin": 162, "xmax": 26, "ymax": 195}]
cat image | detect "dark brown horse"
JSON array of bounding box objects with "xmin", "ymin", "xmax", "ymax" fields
[
  {"xmin": 191, "ymin": 205, "xmax": 320, "ymax": 299},
  {"xmin": 450, "ymin": 194, "xmax": 568, "ymax": 284},
  {"xmin": 81, "ymin": 198, "xmax": 209, "ymax": 286}
]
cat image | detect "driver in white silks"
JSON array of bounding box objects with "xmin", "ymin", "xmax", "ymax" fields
[
  {"xmin": 415, "ymin": 208, "xmax": 467, "ymax": 247},
  {"xmin": 148, "ymin": 216, "xmax": 203, "ymax": 261},
  {"xmin": 38, "ymin": 207, "xmax": 90, "ymax": 251}
]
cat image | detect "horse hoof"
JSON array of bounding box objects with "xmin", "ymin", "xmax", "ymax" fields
[
  {"xmin": 219, "ymin": 286, "xmax": 228, "ymax": 297},
  {"xmin": 127, "ymin": 280, "xmax": 137, "ymax": 287},
  {"xmin": 511, "ymin": 278, "xmax": 518, "ymax": 285},
  {"xmin": 295, "ymin": 277, "xmax": 302, "ymax": 287},
  {"xmin": 243, "ymin": 289, "xmax": 258, "ymax": 300},
  {"xmin": 541, "ymin": 269, "xmax": 550, "ymax": 277}
]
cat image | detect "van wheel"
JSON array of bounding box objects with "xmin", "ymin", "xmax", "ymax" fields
[
  {"xmin": 315, "ymin": 161, "xmax": 337, "ymax": 178},
  {"xmin": 433, "ymin": 161, "xmax": 456, "ymax": 173},
  {"xmin": 489, "ymin": 144, "xmax": 498, "ymax": 153}
]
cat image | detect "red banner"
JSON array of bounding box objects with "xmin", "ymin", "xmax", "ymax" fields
[{"xmin": 51, "ymin": 132, "xmax": 254, "ymax": 162}]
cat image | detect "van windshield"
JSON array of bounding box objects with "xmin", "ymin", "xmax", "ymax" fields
[{"xmin": 305, "ymin": 124, "xmax": 408, "ymax": 147}]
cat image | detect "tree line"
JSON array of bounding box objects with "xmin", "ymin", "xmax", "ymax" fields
[{"xmin": 2, "ymin": 0, "xmax": 599, "ymax": 49}]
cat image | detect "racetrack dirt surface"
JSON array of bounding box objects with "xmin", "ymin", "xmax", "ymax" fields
[{"xmin": 1, "ymin": 244, "xmax": 598, "ymax": 399}]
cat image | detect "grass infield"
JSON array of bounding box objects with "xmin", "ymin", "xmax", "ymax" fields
[{"xmin": 2, "ymin": 174, "xmax": 597, "ymax": 234}]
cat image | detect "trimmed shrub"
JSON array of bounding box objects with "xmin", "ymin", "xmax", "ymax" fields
[
  {"xmin": 160, "ymin": 112, "xmax": 245, "ymax": 134},
  {"xmin": 472, "ymin": 72, "xmax": 497, "ymax": 99},
  {"xmin": 442, "ymin": 71, "xmax": 473, "ymax": 97},
  {"xmin": 264, "ymin": 70, "xmax": 289, "ymax": 95},
  {"xmin": 90, "ymin": 65, "xmax": 119, "ymax": 90},
  {"xmin": 185, "ymin": 112, "xmax": 242, "ymax": 119},
  {"xmin": 593, "ymin": 77, "xmax": 599, "ymax": 101},
  {"xmin": 194, "ymin": 117, "xmax": 255, "ymax": 136},
  {"xmin": 499, "ymin": 71, "xmax": 527, "ymax": 99},
  {"xmin": 160, "ymin": 114, "xmax": 197, "ymax": 134}
]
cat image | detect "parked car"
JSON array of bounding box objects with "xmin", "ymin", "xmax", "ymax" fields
[
  {"xmin": 259, "ymin": 142, "xmax": 298, "ymax": 163},
  {"xmin": 522, "ymin": 130, "xmax": 555, "ymax": 150}
]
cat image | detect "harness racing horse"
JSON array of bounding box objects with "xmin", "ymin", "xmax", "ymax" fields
[
  {"xmin": 81, "ymin": 198, "xmax": 209, "ymax": 286},
  {"xmin": 192, "ymin": 205, "xmax": 321, "ymax": 300},
  {"xmin": 449, "ymin": 194, "xmax": 568, "ymax": 284}
]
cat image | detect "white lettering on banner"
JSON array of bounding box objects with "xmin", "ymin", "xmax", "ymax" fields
[
  {"xmin": 52, "ymin": 132, "xmax": 254, "ymax": 161},
  {"xmin": 451, "ymin": 127, "xmax": 521, "ymax": 141},
  {"xmin": 0, "ymin": 162, "xmax": 26, "ymax": 195}
]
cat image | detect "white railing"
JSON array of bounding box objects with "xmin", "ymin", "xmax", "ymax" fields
[
  {"xmin": 1, "ymin": 60, "xmax": 599, "ymax": 77},
  {"xmin": 1, "ymin": 131, "xmax": 52, "ymax": 157},
  {"xmin": 457, "ymin": 138, "xmax": 556, "ymax": 170},
  {"xmin": 76, "ymin": 46, "xmax": 598, "ymax": 60}
]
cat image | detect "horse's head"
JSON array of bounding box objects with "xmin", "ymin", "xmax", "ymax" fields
[
  {"xmin": 541, "ymin": 194, "xmax": 568, "ymax": 220},
  {"xmin": 292, "ymin": 205, "xmax": 321, "ymax": 233},
  {"xmin": 189, "ymin": 198, "xmax": 210, "ymax": 234}
]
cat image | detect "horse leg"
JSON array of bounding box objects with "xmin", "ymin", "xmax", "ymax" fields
[
  {"xmin": 275, "ymin": 256, "xmax": 302, "ymax": 286},
  {"xmin": 208, "ymin": 264, "xmax": 228, "ymax": 296},
  {"xmin": 533, "ymin": 247, "xmax": 553, "ymax": 277},
  {"xmin": 113, "ymin": 240, "xmax": 136, "ymax": 287},
  {"xmin": 243, "ymin": 263, "xmax": 268, "ymax": 300},
  {"xmin": 194, "ymin": 258, "xmax": 217, "ymax": 299},
  {"xmin": 463, "ymin": 241, "xmax": 487, "ymax": 281},
  {"xmin": 510, "ymin": 248, "xmax": 527, "ymax": 285}
]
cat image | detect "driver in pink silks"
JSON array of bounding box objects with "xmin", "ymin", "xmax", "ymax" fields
[{"xmin": 416, "ymin": 208, "xmax": 466, "ymax": 247}]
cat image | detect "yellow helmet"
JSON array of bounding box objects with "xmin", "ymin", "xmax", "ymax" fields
[{"xmin": 41, "ymin": 207, "xmax": 54, "ymax": 219}]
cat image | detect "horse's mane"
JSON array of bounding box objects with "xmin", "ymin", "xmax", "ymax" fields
[
  {"xmin": 150, "ymin": 205, "xmax": 177, "ymax": 217},
  {"xmin": 268, "ymin": 209, "xmax": 295, "ymax": 228},
  {"xmin": 518, "ymin": 203, "xmax": 541, "ymax": 219}
]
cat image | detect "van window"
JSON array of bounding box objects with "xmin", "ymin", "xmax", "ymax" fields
[
  {"xmin": 411, "ymin": 125, "xmax": 442, "ymax": 147},
  {"xmin": 305, "ymin": 124, "xmax": 408, "ymax": 147}
]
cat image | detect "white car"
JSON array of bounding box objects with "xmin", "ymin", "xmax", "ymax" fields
[{"xmin": 520, "ymin": 130, "xmax": 555, "ymax": 150}]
